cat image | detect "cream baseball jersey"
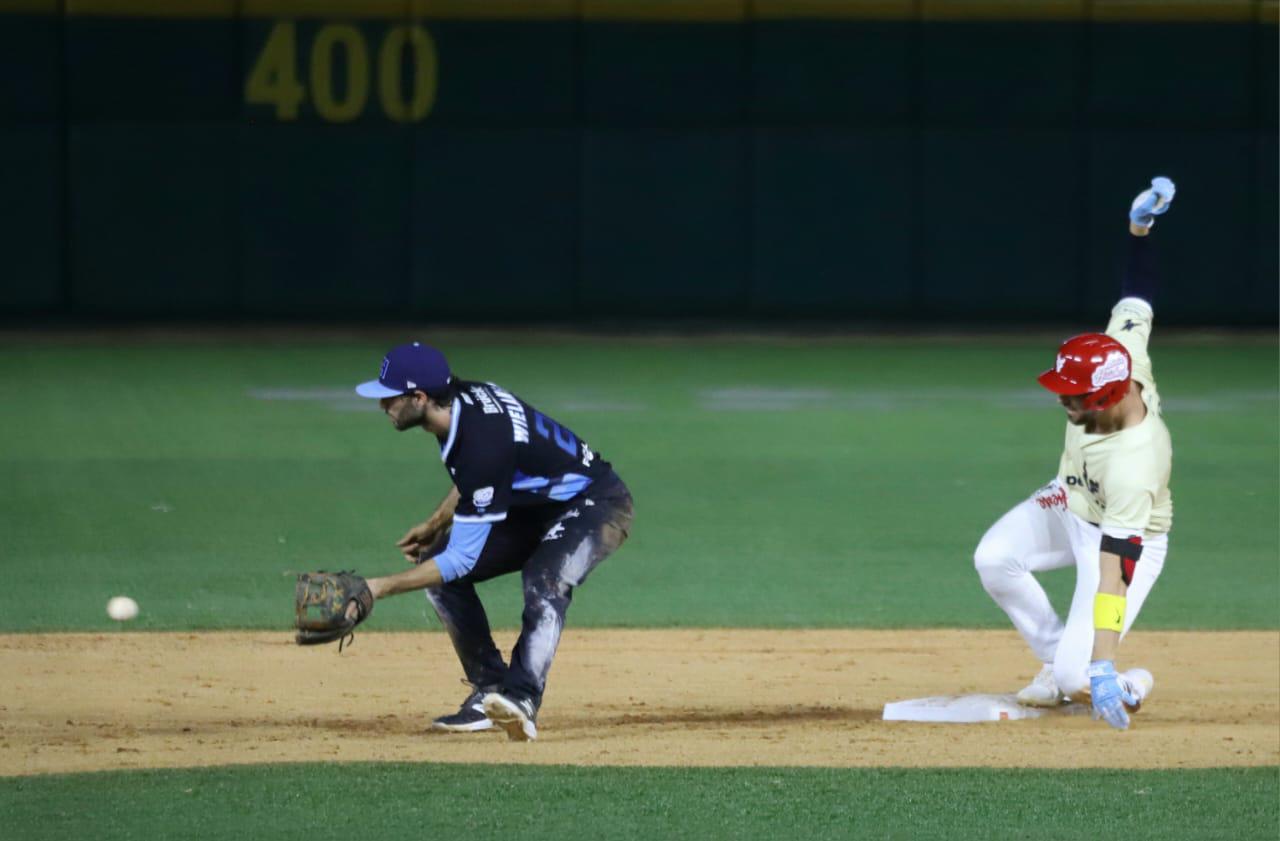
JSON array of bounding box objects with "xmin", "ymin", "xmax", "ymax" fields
[{"xmin": 1056, "ymin": 297, "xmax": 1174, "ymax": 537}]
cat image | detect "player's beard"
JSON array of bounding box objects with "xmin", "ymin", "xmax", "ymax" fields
[
  {"xmin": 1059, "ymin": 396, "xmax": 1089, "ymax": 426},
  {"xmin": 390, "ymin": 402, "xmax": 426, "ymax": 431}
]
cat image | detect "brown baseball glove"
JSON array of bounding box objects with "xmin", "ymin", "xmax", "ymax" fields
[{"xmin": 294, "ymin": 571, "xmax": 375, "ymax": 650}]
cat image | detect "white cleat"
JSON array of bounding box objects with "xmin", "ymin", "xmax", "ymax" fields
[
  {"xmin": 482, "ymin": 692, "xmax": 539, "ymax": 742},
  {"xmin": 1016, "ymin": 664, "xmax": 1066, "ymax": 708},
  {"xmin": 1120, "ymin": 668, "xmax": 1155, "ymax": 713}
]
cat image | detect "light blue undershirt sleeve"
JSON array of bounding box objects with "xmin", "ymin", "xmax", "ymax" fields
[{"xmin": 433, "ymin": 519, "xmax": 495, "ymax": 583}]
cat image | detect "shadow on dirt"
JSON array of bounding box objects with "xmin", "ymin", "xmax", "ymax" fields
[{"xmin": 596, "ymin": 705, "xmax": 881, "ymax": 728}]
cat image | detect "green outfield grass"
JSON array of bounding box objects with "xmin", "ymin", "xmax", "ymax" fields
[
  {"xmin": 1, "ymin": 335, "xmax": 1276, "ymax": 632},
  {"xmin": 2, "ymin": 762, "xmax": 1276, "ymax": 841}
]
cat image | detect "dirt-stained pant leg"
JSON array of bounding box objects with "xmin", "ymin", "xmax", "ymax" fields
[
  {"xmin": 503, "ymin": 488, "xmax": 634, "ymax": 707},
  {"xmin": 425, "ymin": 582, "xmax": 509, "ymax": 690},
  {"xmin": 423, "ymin": 519, "xmax": 537, "ymax": 691}
]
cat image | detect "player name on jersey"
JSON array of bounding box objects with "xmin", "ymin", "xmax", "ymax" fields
[
  {"xmin": 490, "ymin": 385, "xmax": 530, "ymax": 443},
  {"xmin": 446, "ymin": 381, "xmax": 614, "ymax": 520}
]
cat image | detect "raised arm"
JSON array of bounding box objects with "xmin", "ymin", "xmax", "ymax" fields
[
  {"xmin": 1120, "ymin": 176, "xmax": 1176, "ymax": 303},
  {"xmin": 1087, "ymin": 177, "xmax": 1176, "ymax": 730}
]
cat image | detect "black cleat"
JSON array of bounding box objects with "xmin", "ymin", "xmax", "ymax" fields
[{"xmin": 431, "ymin": 686, "xmax": 495, "ymax": 733}]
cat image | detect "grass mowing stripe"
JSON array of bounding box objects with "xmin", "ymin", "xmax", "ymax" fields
[
  {"xmin": 2, "ymin": 340, "xmax": 1275, "ymax": 631},
  {"xmin": 2, "ymin": 763, "xmax": 1276, "ymax": 841}
]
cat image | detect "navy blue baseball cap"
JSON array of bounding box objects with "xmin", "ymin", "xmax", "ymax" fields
[{"xmin": 355, "ymin": 342, "xmax": 452, "ymax": 398}]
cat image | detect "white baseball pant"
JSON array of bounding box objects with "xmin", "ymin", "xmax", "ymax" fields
[{"xmin": 973, "ymin": 479, "xmax": 1168, "ymax": 696}]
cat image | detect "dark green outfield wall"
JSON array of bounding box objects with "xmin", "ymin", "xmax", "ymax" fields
[{"xmin": 1, "ymin": 1, "xmax": 1275, "ymax": 325}]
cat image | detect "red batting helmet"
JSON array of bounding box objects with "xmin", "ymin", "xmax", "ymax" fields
[{"xmin": 1037, "ymin": 333, "xmax": 1132, "ymax": 411}]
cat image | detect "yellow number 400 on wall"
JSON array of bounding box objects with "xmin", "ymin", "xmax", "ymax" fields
[{"xmin": 245, "ymin": 20, "xmax": 438, "ymax": 123}]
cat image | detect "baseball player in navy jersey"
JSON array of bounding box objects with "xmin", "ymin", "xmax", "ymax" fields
[
  {"xmin": 349, "ymin": 342, "xmax": 634, "ymax": 741},
  {"xmin": 974, "ymin": 178, "xmax": 1177, "ymax": 730}
]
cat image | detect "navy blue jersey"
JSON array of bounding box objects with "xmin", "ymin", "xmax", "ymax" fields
[{"xmin": 433, "ymin": 381, "xmax": 614, "ymax": 581}]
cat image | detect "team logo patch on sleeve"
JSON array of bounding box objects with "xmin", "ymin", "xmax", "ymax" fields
[{"xmin": 473, "ymin": 487, "xmax": 495, "ymax": 509}]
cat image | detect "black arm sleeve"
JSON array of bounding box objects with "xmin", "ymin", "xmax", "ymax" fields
[{"xmin": 1120, "ymin": 233, "xmax": 1158, "ymax": 303}]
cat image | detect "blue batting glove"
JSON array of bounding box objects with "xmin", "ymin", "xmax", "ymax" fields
[
  {"xmin": 1088, "ymin": 660, "xmax": 1131, "ymax": 730},
  {"xmin": 1129, "ymin": 176, "xmax": 1176, "ymax": 229}
]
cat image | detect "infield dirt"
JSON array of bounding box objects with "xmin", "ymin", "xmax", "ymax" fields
[{"xmin": 3, "ymin": 629, "xmax": 1276, "ymax": 776}]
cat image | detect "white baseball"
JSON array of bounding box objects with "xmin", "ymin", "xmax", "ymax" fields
[{"xmin": 106, "ymin": 596, "xmax": 139, "ymax": 622}]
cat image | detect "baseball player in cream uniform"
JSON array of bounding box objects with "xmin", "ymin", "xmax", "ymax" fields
[{"xmin": 974, "ymin": 178, "xmax": 1177, "ymax": 729}]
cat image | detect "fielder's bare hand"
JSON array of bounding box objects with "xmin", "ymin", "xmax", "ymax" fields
[
  {"xmin": 397, "ymin": 521, "xmax": 438, "ymax": 564},
  {"xmin": 396, "ymin": 486, "xmax": 461, "ymax": 563}
]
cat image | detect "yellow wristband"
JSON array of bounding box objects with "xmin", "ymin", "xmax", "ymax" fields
[{"xmin": 1093, "ymin": 592, "xmax": 1126, "ymax": 632}]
